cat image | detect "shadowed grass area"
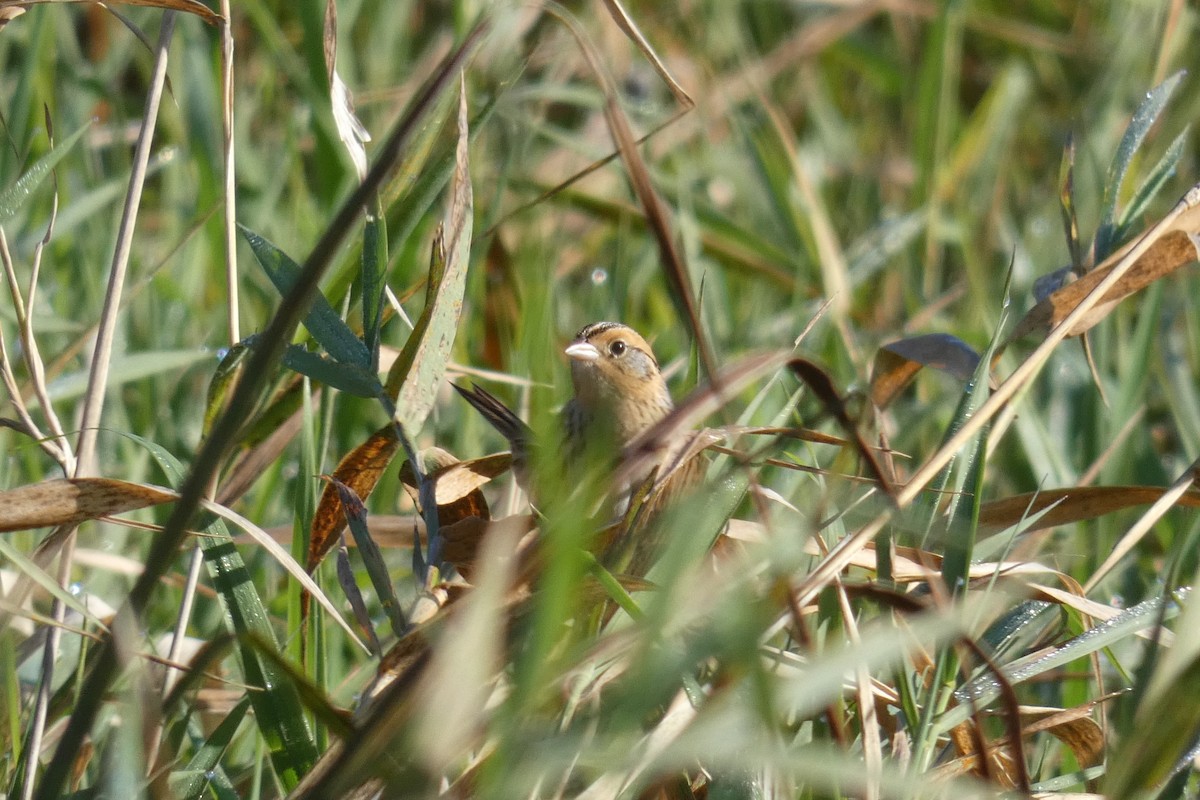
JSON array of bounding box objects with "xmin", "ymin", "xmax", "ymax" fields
[{"xmin": 2, "ymin": 1, "xmax": 1200, "ymax": 797}]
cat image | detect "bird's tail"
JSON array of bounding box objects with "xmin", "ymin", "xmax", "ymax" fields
[{"xmin": 452, "ymin": 382, "xmax": 533, "ymax": 450}]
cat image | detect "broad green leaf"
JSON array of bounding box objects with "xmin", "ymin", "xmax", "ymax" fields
[
  {"xmin": 239, "ymin": 225, "xmax": 371, "ymax": 368},
  {"xmin": 280, "ymin": 343, "xmax": 383, "ymax": 397}
]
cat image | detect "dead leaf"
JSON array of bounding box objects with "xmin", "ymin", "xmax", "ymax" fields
[
  {"xmin": 309, "ymin": 424, "xmax": 400, "ymax": 571},
  {"xmin": 0, "ymin": 478, "xmax": 176, "ymax": 533},
  {"xmin": 0, "ymin": 0, "xmax": 223, "ymax": 26},
  {"xmin": 1008, "ymin": 229, "xmax": 1200, "ymax": 343},
  {"xmin": 978, "ymin": 485, "xmax": 1200, "ymax": 533}
]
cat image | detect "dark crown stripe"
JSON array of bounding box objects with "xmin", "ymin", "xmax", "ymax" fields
[{"xmin": 574, "ymin": 321, "xmax": 625, "ymax": 341}]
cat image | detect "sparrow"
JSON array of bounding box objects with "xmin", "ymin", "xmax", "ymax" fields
[{"xmin": 454, "ymin": 322, "xmax": 705, "ymax": 570}]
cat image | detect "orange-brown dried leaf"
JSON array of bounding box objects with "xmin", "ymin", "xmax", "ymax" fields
[
  {"xmin": 0, "ymin": 478, "xmax": 176, "ymax": 533},
  {"xmin": 1020, "ymin": 705, "xmax": 1105, "ymax": 768},
  {"xmin": 398, "ymin": 448, "xmax": 510, "ymax": 529},
  {"xmin": 309, "ymin": 424, "xmax": 400, "ymax": 571},
  {"xmin": 1007, "ymin": 229, "xmax": 1200, "ymax": 343},
  {"xmin": 979, "ymin": 485, "xmax": 1200, "ymax": 533},
  {"xmin": 944, "ymin": 720, "xmax": 1019, "ymax": 787}
]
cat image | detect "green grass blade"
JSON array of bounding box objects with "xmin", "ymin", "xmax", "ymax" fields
[
  {"xmin": 169, "ymin": 696, "xmax": 250, "ymax": 800},
  {"xmin": 361, "ymin": 210, "xmax": 387, "ymax": 369},
  {"xmin": 279, "ymin": 343, "xmax": 383, "ymax": 397},
  {"xmin": 0, "ymin": 119, "xmax": 91, "ymax": 221},
  {"xmin": 1095, "ymin": 70, "xmax": 1184, "ymax": 259}
]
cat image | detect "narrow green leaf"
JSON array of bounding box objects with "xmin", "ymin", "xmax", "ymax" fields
[
  {"xmin": 0, "ymin": 536, "xmax": 106, "ymax": 629},
  {"xmin": 361, "ymin": 210, "xmax": 388, "ymax": 369},
  {"xmin": 0, "ymin": 118, "xmax": 92, "ymax": 221},
  {"xmin": 940, "ymin": 591, "xmax": 1186, "ymax": 732},
  {"xmin": 1118, "ymin": 124, "xmax": 1190, "ymax": 236},
  {"xmin": 169, "ymin": 697, "xmax": 250, "ymax": 800},
  {"xmin": 331, "ymin": 478, "xmax": 407, "ymax": 638},
  {"xmin": 336, "ymin": 539, "xmax": 381, "ymax": 654},
  {"xmin": 1095, "ymin": 70, "xmax": 1185, "ymax": 258},
  {"xmin": 115, "ymin": 433, "xmax": 320, "ymax": 788},
  {"xmin": 239, "ymin": 225, "xmax": 371, "ymax": 368}
]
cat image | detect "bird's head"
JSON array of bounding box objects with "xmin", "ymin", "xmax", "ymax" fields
[{"xmin": 565, "ymin": 321, "xmax": 673, "ymax": 443}]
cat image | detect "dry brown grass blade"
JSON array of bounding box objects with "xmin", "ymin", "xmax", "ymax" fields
[
  {"xmin": 1006, "ymin": 229, "xmax": 1200, "ymax": 344},
  {"xmin": 614, "ymin": 350, "xmax": 787, "ymax": 491},
  {"xmin": 789, "ymin": 358, "xmax": 897, "ymax": 499},
  {"xmin": 309, "ymin": 424, "xmax": 401, "ymax": 572},
  {"xmin": 936, "ymin": 702, "xmax": 1107, "ymax": 783},
  {"xmin": 598, "ymin": 0, "xmax": 693, "ymax": 108},
  {"xmin": 0, "ymin": 478, "xmax": 176, "ymax": 533},
  {"xmin": 0, "ymin": 0, "xmax": 223, "ymax": 26},
  {"xmin": 978, "ymin": 485, "xmax": 1200, "ymax": 533}
]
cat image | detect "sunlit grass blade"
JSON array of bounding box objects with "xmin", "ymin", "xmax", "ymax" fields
[
  {"xmin": 1095, "ymin": 69, "xmax": 1184, "ymax": 259},
  {"xmin": 168, "ymin": 696, "xmax": 249, "ymax": 800},
  {"xmin": 0, "ymin": 119, "xmax": 90, "ymax": 220}
]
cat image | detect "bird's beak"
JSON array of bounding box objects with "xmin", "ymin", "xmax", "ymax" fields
[{"xmin": 564, "ymin": 341, "xmax": 600, "ymax": 362}]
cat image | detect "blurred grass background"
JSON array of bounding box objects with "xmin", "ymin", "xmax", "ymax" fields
[{"xmin": 3, "ymin": 0, "xmax": 1200, "ymax": 796}]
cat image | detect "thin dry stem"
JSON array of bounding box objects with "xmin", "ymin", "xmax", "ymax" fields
[
  {"xmin": 0, "ymin": 228, "xmax": 71, "ymax": 469},
  {"xmin": 74, "ymin": 11, "xmax": 178, "ymax": 476},
  {"xmin": 1084, "ymin": 456, "xmax": 1199, "ymax": 593},
  {"xmin": 220, "ymin": 0, "xmax": 239, "ymax": 344}
]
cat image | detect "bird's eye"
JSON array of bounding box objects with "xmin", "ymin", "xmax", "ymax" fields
[{"xmin": 608, "ymin": 340, "xmax": 627, "ymax": 357}]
